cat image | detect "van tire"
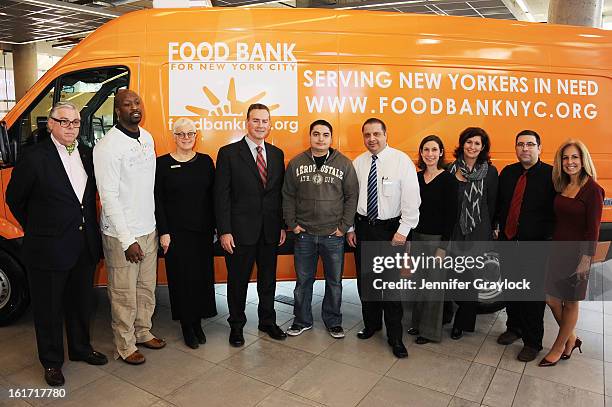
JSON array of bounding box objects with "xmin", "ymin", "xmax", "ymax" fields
[{"xmin": 0, "ymin": 251, "xmax": 29, "ymax": 326}]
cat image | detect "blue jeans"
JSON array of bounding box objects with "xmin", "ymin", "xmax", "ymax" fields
[{"xmin": 293, "ymin": 233, "xmax": 345, "ymax": 328}]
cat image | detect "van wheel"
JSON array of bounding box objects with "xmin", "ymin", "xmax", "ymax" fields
[{"xmin": 0, "ymin": 251, "xmax": 29, "ymax": 326}]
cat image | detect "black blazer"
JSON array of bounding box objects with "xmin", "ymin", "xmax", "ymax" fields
[
  {"xmin": 6, "ymin": 138, "xmax": 102, "ymax": 270},
  {"xmin": 214, "ymin": 137, "xmax": 284, "ymax": 246}
]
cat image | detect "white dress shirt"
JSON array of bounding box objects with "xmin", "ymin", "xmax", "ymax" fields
[
  {"xmin": 50, "ymin": 135, "xmax": 87, "ymax": 203},
  {"xmin": 244, "ymin": 135, "xmax": 267, "ymax": 164},
  {"xmin": 353, "ymin": 145, "xmax": 421, "ymax": 237}
]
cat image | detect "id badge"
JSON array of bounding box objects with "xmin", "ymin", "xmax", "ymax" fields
[{"xmin": 382, "ymin": 178, "xmax": 395, "ymax": 197}]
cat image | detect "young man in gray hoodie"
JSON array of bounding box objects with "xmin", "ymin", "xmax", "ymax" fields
[{"xmin": 283, "ymin": 119, "xmax": 359, "ymax": 338}]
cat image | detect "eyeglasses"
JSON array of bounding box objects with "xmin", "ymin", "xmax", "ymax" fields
[
  {"xmin": 516, "ymin": 142, "xmax": 538, "ymax": 149},
  {"xmin": 173, "ymin": 132, "xmax": 196, "ymax": 139},
  {"xmin": 50, "ymin": 117, "xmax": 81, "ymax": 128}
]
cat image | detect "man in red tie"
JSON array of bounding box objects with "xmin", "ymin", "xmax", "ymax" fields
[
  {"xmin": 215, "ymin": 104, "xmax": 287, "ymax": 346},
  {"xmin": 495, "ymin": 130, "xmax": 556, "ymax": 362}
]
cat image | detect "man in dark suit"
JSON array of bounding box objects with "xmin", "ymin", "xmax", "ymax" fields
[
  {"xmin": 6, "ymin": 101, "xmax": 107, "ymax": 387},
  {"xmin": 215, "ymin": 103, "xmax": 287, "ymax": 346},
  {"xmin": 495, "ymin": 129, "xmax": 556, "ymax": 362}
]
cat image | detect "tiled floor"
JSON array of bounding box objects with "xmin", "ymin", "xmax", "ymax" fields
[{"xmin": 0, "ymin": 279, "xmax": 609, "ymax": 407}]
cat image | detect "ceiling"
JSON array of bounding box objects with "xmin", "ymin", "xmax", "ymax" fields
[{"xmin": 0, "ymin": 0, "xmax": 609, "ymax": 46}]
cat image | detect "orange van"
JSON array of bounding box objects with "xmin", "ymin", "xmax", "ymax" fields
[{"xmin": 0, "ymin": 8, "xmax": 610, "ymax": 325}]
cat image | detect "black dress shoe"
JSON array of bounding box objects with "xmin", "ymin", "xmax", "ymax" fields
[
  {"xmin": 357, "ymin": 327, "xmax": 380, "ymax": 340},
  {"xmin": 451, "ymin": 327, "xmax": 463, "ymax": 340},
  {"xmin": 258, "ymin": 324, "xmax": 287, "ymax": 340},
  {"xmin": 70, "ymin": 350, "xmax": 108, "ymax": 366},
  {"xmin": 388, "ymin": 339, "xmax": 408, "ymax": 358},
  {"xmin": 407, "ymin": 328, "xmax": 420, "ymax": 336},
  {"xmin": 229, "ymin": 328, "xmax": 245, "ymax": 347},
  {"xmin": 193, "ymin": 322, "xmax": 207, "ymax": 344},
  {"xmin": 415, "ymin": 336, "xmax": 431, "ymax": 345},
  {"xmin": 517, "ymin": 346, "xmax": 541, "ymax": 362},
  {"xmin": 497, "ymin": 330, "xmax": 521, "ymax": 345},
  {"xmin": 44, "ymin": 368, "xmax": 65, "ymax": 387},
  {"xmin": 182, "ymin": 323, "xmax": 199, "ymax": 349}
]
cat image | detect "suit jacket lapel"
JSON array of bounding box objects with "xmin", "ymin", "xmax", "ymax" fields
[
  {"xmin": 44, "ymin": 138, "xmax": 80, "ymax": 204},
  {"xmin": 263, "ymin": 141, "xmax": 278, "ymax": 190},
  {"xmin": 239, "ymin": 137, "xmax": 264, "ymax": 189}
]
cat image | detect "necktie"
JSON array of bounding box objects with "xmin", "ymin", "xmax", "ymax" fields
[
  {"xmin": 256, "ymin": 146, "xmax": 267, "ymax": 187},
  {"xmin": 367, "ymin": 155, "xmax": 378, "ymax": 221},
  {"xmin": 65, "ymin": 142, "xmax": 76, "ymax": 155},
  {"xmin": 504, "ymin": 170, "xmax": 527, "ymax": 239}
]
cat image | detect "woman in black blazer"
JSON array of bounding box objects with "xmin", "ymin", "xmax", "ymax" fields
[{"xmin": 154, "ymin": 118, "xmax": 217, "ymax": 349}]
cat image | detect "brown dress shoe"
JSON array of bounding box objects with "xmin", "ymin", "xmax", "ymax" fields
[
  {"xmin": 122, "ymin": 351, "xmax": 146, "ymax": 365},
  {"xmin": 137, "ymin": 337, "xmax": 167, "ymax": 349}
]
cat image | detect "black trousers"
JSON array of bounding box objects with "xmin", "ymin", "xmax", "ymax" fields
[
  {"xmin": 452, "ymin": 296, "xmax": 478, "ymax": 331},
  {"xmin": 354, "ymin": 216, "xmax": 403, "ymax": 341},
  {"xmin": 225, "ymin": 235, "xmax": 278, "ymax": 329},
  {"xmin": 500, "ymin": 240, "xmax": 547, "ymax": 350},
  {"xmin": 28, "ymin": 249, "xmax": 96, "ymax": 369},
  {"xmin": 505, "ymin": 301, "xmax": 546, "ymax": 350}
]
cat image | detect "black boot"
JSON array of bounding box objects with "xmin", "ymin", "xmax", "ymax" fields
[
  {"xmin": 193, "ymin": 321, "xmax": 206, "ymax": 344},
  {"xmin": 181, "ymin": 322, "xmax": 199, "ymax": 349}
]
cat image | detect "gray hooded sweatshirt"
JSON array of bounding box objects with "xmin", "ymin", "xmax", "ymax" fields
[{"xmin": 283, "ymin": 148, "xmax": 359, "ymax": 236}]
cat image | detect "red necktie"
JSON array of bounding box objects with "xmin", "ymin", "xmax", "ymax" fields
[
  {"xmin": 256, "ymin": 146, "xmax": 267, "ymax": 187},
  {"xmin": 504, "ymin": 171, "xmax": 527, "ymax": 239}
]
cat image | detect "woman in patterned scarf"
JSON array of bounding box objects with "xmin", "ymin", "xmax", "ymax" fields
[{"xmin": 447, "ymin": 127, "xmax": 498, "ymax": 340}]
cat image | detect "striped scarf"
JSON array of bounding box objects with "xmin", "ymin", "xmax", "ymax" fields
[{"xmin": 449, "ymin": 157, "xmax": 488, "ymax": 236}]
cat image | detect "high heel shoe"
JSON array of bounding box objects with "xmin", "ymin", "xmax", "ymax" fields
[
  {"xmin": 560, "ymin": 337, "xmax": 582, "ymax": 360},
  {"xmin": 538, "ymin": 355, "xmax": 561, "ymax": 367}
]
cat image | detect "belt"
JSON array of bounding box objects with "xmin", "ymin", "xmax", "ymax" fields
[{"xmin": 355, "ymin": 214, "xmax": 400, "ymax": 227}]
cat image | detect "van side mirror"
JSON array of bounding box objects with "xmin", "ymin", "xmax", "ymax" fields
[{"xmin": 0, "ymin": 121, "xmax": 14, "ymax": 167}]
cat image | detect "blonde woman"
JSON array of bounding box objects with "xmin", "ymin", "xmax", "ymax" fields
[
  {"xmin": 154, "ymin": 118, "xmax": 217, "ymax": 349},
  {"xmin": 539, "ymin": 140, "xmax": 604, "ymax": 367}
]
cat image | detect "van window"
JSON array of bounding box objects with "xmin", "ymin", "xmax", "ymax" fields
[
  {"xmin": 58, "ymin": 66, "xmax": 129, "ymax": 147},
  {"xmin": 12, "ymin": 82, "xmax": 55, "ymax": 148},
  {"xmin": 9, "ymin": 66, "xmax": 130, "ymax": 153}
]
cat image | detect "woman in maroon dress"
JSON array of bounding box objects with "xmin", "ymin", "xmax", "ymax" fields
[{"xmin": 539, "ymin": 140, "xmax": 604, "ymax": 367}]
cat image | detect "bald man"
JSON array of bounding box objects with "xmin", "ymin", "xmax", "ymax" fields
[{"xmin": 93, "ymin": 90, "xmax": 165, "ymax": 365}]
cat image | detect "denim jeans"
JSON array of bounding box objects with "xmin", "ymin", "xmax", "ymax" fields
[{"xmin": 293, "ymin": 233, "xmax": 345, "ymax": 328}]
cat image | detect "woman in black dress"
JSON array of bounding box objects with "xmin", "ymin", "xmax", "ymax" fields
[
  {"xmin": 155, "ymin": 118, "xmax": 217, "ymax": 349},
  {"xmin": 409, "ymin": 135, "xmax": 457, "ymax": 344},
  {"xmin": 447, "ymin": 127, "xmax": 498, "ymax": 340}
]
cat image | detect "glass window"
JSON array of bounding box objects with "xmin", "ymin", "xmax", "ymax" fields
[
  {"xmin": 10, "ymin": 81, "xmax": 55, "ymax": 148},
  {"xmin": 8, "ymin": 65, "xmax": 130, "ymax": 154},
  {"xmin": 58, "ymin": 66, "xmax": 129, "ymax": 147},
  {"xmin": 0, "ymin": 52, "xmax": 15, "ymax": 118}
]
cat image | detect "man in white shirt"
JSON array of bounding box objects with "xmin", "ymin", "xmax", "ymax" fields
[
  {"xmin": 347, "ymin": 118, "xmax": 420, "ymax": 358},
  {"xmin": 93, "ymin": 90, "xmax": 165, "ymax": 365}
]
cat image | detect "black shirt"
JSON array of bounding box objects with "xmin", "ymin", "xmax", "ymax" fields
[
  {"xmin": 496, "ymin": 160, "xmax": 556, "ymax": 240},
  {"xmin": 116, "ymin": 122, "xmax": 140, "ymax": 140},
  {"xmin": 414, "ymin": 170, "xmax": 458, "ymax": 242},
  {"xmin": 313, "ymin": 148, "xmax": 333, "ymax": 169},
  {"xmin": 154, "ymin": 153, "xmax": 215, "ymax": 236}
]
